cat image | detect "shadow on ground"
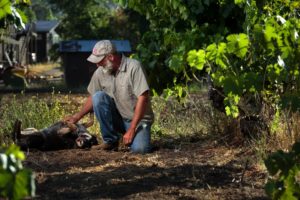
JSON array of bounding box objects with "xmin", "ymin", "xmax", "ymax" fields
[{"xmin": 24, "ymin": 140, "xmax": 268, "ymax": 200}]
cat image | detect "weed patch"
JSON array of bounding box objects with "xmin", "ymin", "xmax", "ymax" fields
[{"xmin": 0, "ymin": 92, "xmax": 99, "ymax": 145}]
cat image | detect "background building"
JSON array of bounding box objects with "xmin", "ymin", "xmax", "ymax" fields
[{"xmin": 59, "ymin": 40, "xmax": 131, "ymax": 87}]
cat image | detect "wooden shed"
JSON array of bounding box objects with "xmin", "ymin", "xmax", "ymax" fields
[
  {"xmin": 29, "ymin": 20, "xmax": 60, "ymax": 63},
  {"xmin": 59, "ymin": 40, "xmax": 131, "ymax": 87}
]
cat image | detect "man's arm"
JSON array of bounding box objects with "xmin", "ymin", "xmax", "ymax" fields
[
  {"xmin": 64, "ymin": 95, "xmax": 94, "ymax": 124},
  {"xmin": 123, "ymin": 90, "xmax": 149, "ymax": 145}
]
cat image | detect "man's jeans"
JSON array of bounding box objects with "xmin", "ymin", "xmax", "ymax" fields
[{"xmin": 92, "ymin": 91, "xmax": 152, "ymax": 154}]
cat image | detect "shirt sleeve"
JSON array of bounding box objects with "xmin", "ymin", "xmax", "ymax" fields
[{"xmin": 131, "ymin": 61, "xmax": 150, "ymax": 97}]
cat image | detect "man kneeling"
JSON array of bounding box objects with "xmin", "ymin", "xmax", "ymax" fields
[{"xmin": 64, "ymin": 40, "xmax": 154, "ymax": 154}]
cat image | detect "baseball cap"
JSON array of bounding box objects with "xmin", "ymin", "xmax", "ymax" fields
[{"xmin": 87, "ymin": 40, "xmax": 116, "ymax": 63}]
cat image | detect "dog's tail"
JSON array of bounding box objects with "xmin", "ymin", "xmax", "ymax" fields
[{"xmin": 11, "ymin": 119, "xmax": 22, "ymax": 143}]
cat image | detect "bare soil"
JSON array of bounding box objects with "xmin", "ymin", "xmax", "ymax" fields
[
  {"xmin": 24, "ymin": 139, "xmax": 268, "ymax": 200},
  {"xmin": 1, "ymin": 92, "xmax": 269, "ymax": 199}
]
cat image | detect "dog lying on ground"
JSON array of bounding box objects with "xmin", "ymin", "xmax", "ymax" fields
[{"xmin": 12, "ymin": 119, "xmax": 98, "ymax": 151}]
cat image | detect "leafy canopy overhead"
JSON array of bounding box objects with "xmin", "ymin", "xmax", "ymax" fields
[
  {"xmin": 0, "ymin": 144, "xmax": 35, "ymax": 200},
  {"xmin": 186, "ymin": 0, "xmax": 300, "ymax": 117},
  {"xmin": 114, "ymin": 0, "xmax": 300, "ymax": 121},
  {"xmin": 0, "ymin": 0, "xmax": 31, "ymax": 29},
  {"xmin": 114, "ymin": 0, "xmax": 245, "ymax": 94},
  {"xmin": 44, "ymin": 0, "xmax": 148, "ymax": 47}
]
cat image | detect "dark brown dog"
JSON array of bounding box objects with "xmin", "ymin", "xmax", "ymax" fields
[{"xmin": 12, "ymin": 120, "xmax": 98, "ymax": 151}]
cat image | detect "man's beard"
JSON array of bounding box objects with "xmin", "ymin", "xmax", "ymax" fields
[{"xmin": 102, "ymin": 60, "xmax": 114, "ymax": 74}]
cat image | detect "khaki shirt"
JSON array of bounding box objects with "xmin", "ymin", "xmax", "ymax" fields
[{"xmin": 88, "ymin": 55, "xmax": 154, "ymax": 123}]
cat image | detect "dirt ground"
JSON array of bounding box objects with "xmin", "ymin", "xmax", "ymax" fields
[
  {"xmin": 24, "ymin": 138, "xmax": 268, "ymax": 200},
  {"xmin": 0, "ymin": 92, "xmax": 269, "ymax": 199}
]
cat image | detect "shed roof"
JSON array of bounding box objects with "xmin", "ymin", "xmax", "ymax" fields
[
  {"xmin": 59, "ymin": 40, "xmax": 131, "ymax": 53},
  {"xmin": 33, "ymin": 20, "xmax": 59, "ymax": 32}
]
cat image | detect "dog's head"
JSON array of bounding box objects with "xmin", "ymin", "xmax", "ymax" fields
[
  {"xmin": 59, "ymin": 122, "xmax": 98, "ymax": 149},
  {"xmin": 54, "ymin": 119, "xmax": 98, "ymax": 149},
  {"xmin": 75, "ymin": 133, "xmax": 98, "ymax": 148}
]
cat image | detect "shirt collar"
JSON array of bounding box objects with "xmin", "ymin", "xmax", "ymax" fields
[{"xmin": 118, "ymin": 54, "xmax": 127, "ymax": 72}]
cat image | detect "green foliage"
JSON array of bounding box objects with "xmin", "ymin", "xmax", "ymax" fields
[
  {"xmin": 115, "ymin": 0, "xmax": 245, "ymax": 95},
  {"xmin": 187, "ymin": 49, "xmax": 206, "ymax": 71},
  {"xmin": 151, "ymin": 89, "xmax": 222, "ymax": 141},
  {"xmin": 45, "ymin": 0, "xmax": 147, "ymax": 47},
  {"xmin": 224, "ymin": 92, "xmax": 240, "ymax": 118},
  {"xmin": 187, "ymin": 0, "xmax": 300, "ymax": 118},
  {"xmin": 0, "ymin": 92, "xmax": 66, "ymax": 141},
  {"xmin": 29, "ymin": 0, "xmax": 55, "ymax": 20},
  {"xmin": 0, "ymin": 0, "xmax": 30, "ymax": 29},
  {"xmin": 0, "ymin": 144, "xmax": 35, "ymax": 200},
  {"xmin": 0, "ymin": 92, "xmax": 100, "ymax": 143},
  {"xmin": 264, "ymin": 142, "xmax": 300, "ymax": 199},
  {"xmin": 226, "ymin": 33, "xmax": 249, "ymax": 58},
  {"xmin": 47, "ymin": 0, "xmax": 110, "ymax": 39}
]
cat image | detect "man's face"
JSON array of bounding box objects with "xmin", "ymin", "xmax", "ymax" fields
[{"xmin": 97, "ymin": 55, "xmax": 114, "ymax": 74}]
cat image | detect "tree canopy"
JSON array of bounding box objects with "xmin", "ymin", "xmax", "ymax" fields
[
  {"xmin": 40, "ymin": 0, "xmax": 148, "ymax": 47},
  {"xmin": 186, "ymin": 0, "xmax": 300, "ymax": 117},
  {"xmin": 8, "ymin": 0, "xmax": 300, "ymax": 119},
  {"xmin": 0, "ymin": 0, "xmax": 30, "ymax": 30},
  {"xmin": 114, "ymin": 0, "xmax": 245, "ymax": 94},
  {"xmin": 114, "ymin": 0, "xmax": 300, "ymax": 121}
]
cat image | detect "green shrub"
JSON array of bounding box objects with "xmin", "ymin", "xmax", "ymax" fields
[
  {"xmin": 0, "ymin": 144, "xmax": 35, "ymax": 200},
  {"xmin": 0, "ymin": 92, "xmax": 100, "ymax": 144},
  {"xmin": 265, "ymin": 142, "xmax": 300, "ymax": 199},
  {"xmin": 0, "ymin": 93, "xmax": 66, "ymax": 143}
]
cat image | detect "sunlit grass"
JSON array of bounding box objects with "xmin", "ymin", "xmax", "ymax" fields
[
  {"xmin": 0, "ymin": 89, "xmax": 219, "ymax": 146},
  {"xmin": 1, "ymin": 88, "xmax": 298, "ymax": 165},
  {"xmin": 27, "ymin": 62, "xmax": 61, "ymax": 75},
  {"xmin": 0, "ymin": 92, "xmax": 99, "ymax": 145},
  {"xmin": 151, "ymin": 90, "xmax": 228, "ymax": 143}
]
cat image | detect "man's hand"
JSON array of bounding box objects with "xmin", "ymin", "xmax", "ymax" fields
[
  {"xmin": 122, "ymin": 91, "xmax": 149, "ymax": 146},
  {"xmin": 63, "ymin": 113, "xmax": 81, "ymax": 124},
  {"xmin": 123, "ymin": 127, "xmax": 136, "ymax": 146},
  {"xmin": 64, "ymin": 96, "xmax": 93, "ymax": 124}
]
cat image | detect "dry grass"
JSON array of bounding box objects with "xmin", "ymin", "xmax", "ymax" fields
[
  {"xmin": 25, "ymin": 62, "xmax": 63, "ymax": 78},
  {"xmin": 1, "ymin": 89, "xmax": 299, "ymax": 163},
  {"xmin": 267, "ymin": 111, "xmax": 300, "ymax": 151},
  {"xmin": 27, "ymin": 62, "xmax": 60, "ymax": 73}
]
